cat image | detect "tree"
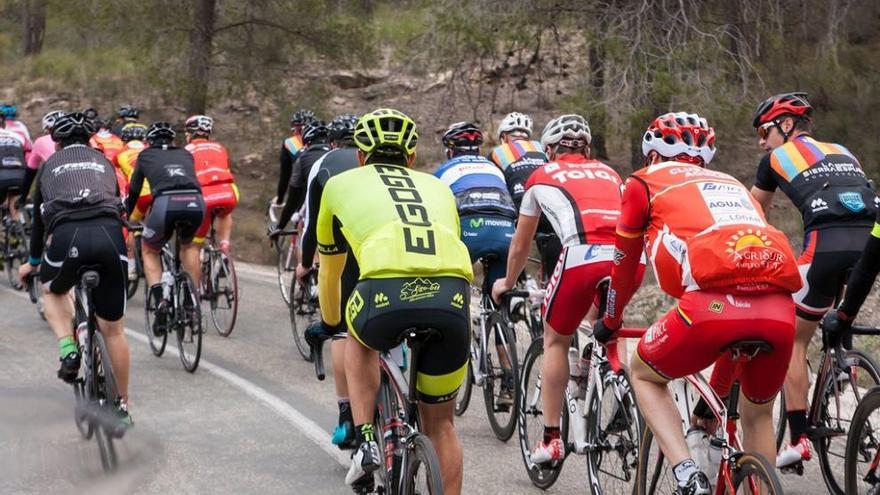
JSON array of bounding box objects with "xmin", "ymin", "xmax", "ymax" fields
[
  {"xmin": 184, "ymin": 0, "xmax": 217, "ymax": 115},
  {"xmin": 21, "ymin": 0, "xmax": 46, "ymax": 56}
]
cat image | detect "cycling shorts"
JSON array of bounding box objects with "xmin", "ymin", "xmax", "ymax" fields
[
  {"xmin": 794, "ymin": 227, "xmax": 869, "ymax": 321},
  {"xmin": 142, "ymin": 192, "xmax": 205, "ymax": 251},
  {"xmin": 194, "ymin": 182, "xmax": 239, "ymax": 242},
  {"xmin": 636, "ymin": 290, "xmax": 795, "ymax": 404},
  {"xmin": 41, "ymin": 217, "xmax": 128, "ymax": 321},
  {"xmin": 535, "ymin": 232, "xmax": 562, "ymax": 281},
  {"xmin": 460, "ymin": 214, "xmax": 514, "ymax": 290},
  {"xmin": 0, "ymin": 168, "xmax": 25, "ymax": 203},
  {"xmin": 543, "ymin": 244, "xmax": 628, "ymax": 336},
  {"xmin": 345, "ymin": 276, "xmax": 470, "ymax": 404}
]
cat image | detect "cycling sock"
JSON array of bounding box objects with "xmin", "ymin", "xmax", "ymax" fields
[
  {"xmin": 355, "ymin": 423, "xmax": 375, "ymax": 444},
  {"xmin": 673, "ymin": 459, "xmax": 698, "ymax": 486},
  {"xmin": 543, "ymin": 426, "xmax": 560, "ymax": 443},
  {"xmin": 59, "ymin": 335, "xmax": 77, "ymax": 358},
  {"xmin": 787, "ymin": 410, "xmax": 808, "ymax": 444}
]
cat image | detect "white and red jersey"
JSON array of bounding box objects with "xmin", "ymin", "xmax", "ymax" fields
[
  {"xmin": 185, "ymin": 138, "xmax": 235, "ymax": 187},
  {"xmin": 520, "ymin": 154, "xmax": 623, "ymax": 248}
]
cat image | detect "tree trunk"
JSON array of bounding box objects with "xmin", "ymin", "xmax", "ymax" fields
[
  {"xmin": 588, "ymin": 41, "xmax": 608, "ymax": 160},
  {"xmin": 21, "ymin": 0, "xmax": 47, "ymax": 56},
  {"xmin": 186, "ymin": 0, "xmax": 217, "ymax": 115}
]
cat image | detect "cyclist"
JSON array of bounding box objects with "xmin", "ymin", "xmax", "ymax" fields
[
  {"xmin": 112, "ymin": 105, "xmax": 140, "ymax": 136},
  {"xmin": 1, "ymin": 103, "xmax": 33, "ymax": 157},
  {"xmin": 314, "ymin": 109, "xmax": 471, "ymax": 494},
  {"xmin": 0, "ymin": 111, "xmax": 28, "ymax": 220},
  {"xmin": 748, "ymin": 92, "xmax": 878, "ymax": 469},
  {"xmin": 90, "ymin": 117, "xmax": 125, "ymax": 164},
  {"xmin": 491, "ymin": 114, "xmax": 633, "ymax": 463},
  {"xmin": 16, "ymin": 112, "xmax": 132, "ymax": 432},
  {"xmin": 184, "ymin": 115, "xmax": 238, "ymax": 253},
  {"xmin": 273, "ymin": 120, "xmax": 331, "ymax": 233},
  {"xmin": 825, "ymin": 208, "xmax": 880, "ymax": 332},
  {"xmin": 127, "ymin": 122, "xmax": 204, "ymax": 335},
  {"xmin": 435, "ymin": 121, "xmax": 518, "ymax": 406},
  {"xmin": 20, "ymin": 110, "xmax": 64, "ymax": 204},
  {"xmin": 117, "ymin": 123, "xmax": 150, "ymax": 281},
  {"xmin": 487, "ymin": 111, "xmax": 559, "ymax": 279},
  {"xmin": 273, "ymin": 109, "xmax": 315, "ymax": 208},
  {"xmin": 298, "ymin": 113, "xmax": 360, "ymax": 449},
  {"xmin": 594, "ymin": 112, "xmax": 801, "ymax": 494}
]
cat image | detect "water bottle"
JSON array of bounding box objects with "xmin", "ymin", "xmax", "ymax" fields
[
  {"xmin": 568, "ymin": 347, "xmax": 582, "ymax": 379},
  {"xmin": 706, "ymin": 437, "xmax": 723, "ymax": 486},
  {"xmin": 75, "ymin": 322, "xmax": 88, "ymax": 350},
  {"xmin": 577, "ymin": 343, "xmax": 593, "ymax": 400},
  {"xmin": 685, "ymin": 426, "xmax": 710, "ymax": 474},
  {"xmin": 161, "ymin": 271, "xmax": 173, "ymax": 300}
]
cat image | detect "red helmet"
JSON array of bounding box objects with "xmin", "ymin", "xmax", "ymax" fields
[
  {"xmin": 752, "ymin": 92, "xmax": 812, "ymax": 127},
  {"xmin": 641, "ymin": 112, "xmax": 716, "ymax": 165}
]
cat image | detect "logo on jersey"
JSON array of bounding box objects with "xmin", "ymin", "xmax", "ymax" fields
[
  {"xmin": 810, "ymin": 198, "xmax": 829, "ymax": 212},
  {"xmin": 1, "ymin": 156, "xmax": 22, "ymax": 168},
  {"xmin": 725, "ymin": 294, "xmax": 752, "ymax": 309},
  {"xmin": 725, "ymin": 229, "xmax": 787, "ymax": 269},
  {"xmin": 708, "ymin": 300, "xmax": 724, "ymax": 313},
  {"xmin": 400, "ymin": 278, "xmax": 440, "ymax": 303},
  {"xmin": 839, "ymin": 192, "xmax": 866, "ymax": 213},
  {"xmin": 167, "ymin": 167, "xmax": 185, "ymax": 177},
  {"xmin": 469, "ymin": 217, "xmax": 484, "ymax": 229},
  {"xmin": 374, "ymin": 292, "xmax": 390, "ymax": 309}
]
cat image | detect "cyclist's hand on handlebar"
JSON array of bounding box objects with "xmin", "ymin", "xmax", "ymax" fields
[
  {"xmin": 491, "ymin": 278, "xmax": 513, "ymax": 305},
  {"xmin": 822, "ymin": 310, "xmax": 854, "ymax": 336},
  {"xmin": 592, "ymin": 318, "xmax": 619, "ymax": 345},
  {"xmin": 295, "ymin": 263, "xmax": 310, "ymax": 283},
  {"xmin": 267, "ymin": 223, "xmax": 281, "ymax": 240},
  {"xmin": 17, "ymin": 262, "xmax": 34, "ymax": 290}
]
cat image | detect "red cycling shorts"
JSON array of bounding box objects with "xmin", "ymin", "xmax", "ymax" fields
[
  {"xmin": 636, "ymin": 290, "xmax": 795, "ymax": 404},
  {"xmin": 543, "ymin": 244, "xmax": 644, "ymax": 336},
  {"xmin": 195, "ymin": 182, "xmax": 239, "ymax": 241}
]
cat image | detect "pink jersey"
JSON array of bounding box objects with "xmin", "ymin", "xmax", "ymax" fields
[
  {"xmin": 5, "ymin": 120, "xmax": 32, "ymax": 152},
  {"xmin": 27, "ymin": 134, "xmax": 56, "ymax": 170}
]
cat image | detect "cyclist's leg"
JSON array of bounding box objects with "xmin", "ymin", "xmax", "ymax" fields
[
  {"xmin": 418, "ymin": 400, "xmax": 462, "ymax": 495},
  {"xmin": 172, "ymin": 193, "xmax": 206, "ymax": 284},
  {"xmin": 39, "ymin": 222, "xmax": 83, "ymax": 378},
  {"xmin": 141, "ymin": 196, "xmax": 168, "ymax": 298},
  {"xmin": 215, "ymin": 183, "xmax": 239, "ymax": 252},
  {"xmin": 331, "ymin": 257, "xmax": 359, "ymax": 444}
]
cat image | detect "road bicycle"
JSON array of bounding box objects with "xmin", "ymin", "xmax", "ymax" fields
[
  {"xmin": 199, "ymin": 211, "xmax": 239, "ymax": 337},
  {"xmin": 635, "ymin": 333, "xmax": 784, "ymax": 494},
  {"xmin": 774, "ymin": 318, "xmax": 880, "ymax": 494},
  {"xmin": 1, "ymin": 203, "xmax": 28, "ymax": 289},
  {"xmin": 126, "ymin": 230, "xmax": 144, "ymax": 300},
  {"xmin": 288, "ymin": 265, "xmax": 318, "ymax": 361},
  {"xmin": 311, "ymin": 328, "xmax": 444, "ymax": 494},
  {"xmin": 144, "ymin": 222, "xmax": 203, "ymax": 372},
  {"xmin": 845, "ymin": 383, "xmax": 880, "ymax": 494},
  {"xmin": 269, "ymin": 201, "xmax": 299, "ymax": 307}
]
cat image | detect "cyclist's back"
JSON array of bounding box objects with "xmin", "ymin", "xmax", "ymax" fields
[{"xmin": 0, "ymin": 125, "xmax": 26, "ymax": 205}]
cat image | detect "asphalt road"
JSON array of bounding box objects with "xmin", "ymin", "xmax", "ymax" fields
[{"xmin": 0, "ymin": 262, "xmax": 835, "ymax": 494}]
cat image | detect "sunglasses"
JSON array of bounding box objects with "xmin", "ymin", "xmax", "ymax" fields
[{"xmin": 757, "ymin": 121, "xmax": 776, "ymax": 139}]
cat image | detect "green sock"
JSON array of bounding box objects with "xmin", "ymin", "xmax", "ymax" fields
[
  {"xmin": 355, "ymin": 423, "xmax": 375, "ymax": 444},
  {"xmin": 59, "ymin": 336, "xmax": 77, "ymax": 358}
]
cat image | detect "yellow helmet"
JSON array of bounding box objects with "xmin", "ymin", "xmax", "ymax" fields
[{"xmin": 354, "ymin": 108, "xmax": 418, "ymax": 158}]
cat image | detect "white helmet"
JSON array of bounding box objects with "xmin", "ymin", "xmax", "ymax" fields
[
  {"xmin": 497, "ymin": 112, "xmax": 533, "ymax": 140},
  {"xmin": 540, "ymin": 114, "xmax": 591, "ymax": 149},
  {"xmin": 41, "ymin": 110, "xmax": 65, "ymax": 132}
]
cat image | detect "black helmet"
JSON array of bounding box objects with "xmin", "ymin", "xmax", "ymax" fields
[
  {"xmin": 117, "ymin": 105, "xmax": 140, "ymax": 119},
  {"xmin": 442, "ymin": 121, "xmax": 483, "ymax": 150},
  {"xmin": 95, "ymin": 117, "xmax": 112, "ymax": 130},
  {"xmin": 146, "ymin": 121, "xmax": 176, "ymax": 144},
  {"xmin": 302, "ymin": 121, "xmax": 330, "ymax": 146},
  {"xmin": 83, "ymin": 107, "xmax": 99, "ymax": 120},
  {"xmin": 121, "ymin": 123, "xmax": 148, "ymax": 142},
  {"xmin": 51, "ymin": 112, "xmax": 96, "ymax": 142},
  {"xmin": 290, "ymin": 109, "xmax": 316, "ymax": 127},
  {"xmin": 329, "ymin": 114, "xmax": 358, "ymax": 144}
]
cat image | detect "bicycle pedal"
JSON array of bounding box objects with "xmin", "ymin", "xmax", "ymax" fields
[{"xmin": 780, "ymin": 462, "xmax": 805, "ymax": 476}]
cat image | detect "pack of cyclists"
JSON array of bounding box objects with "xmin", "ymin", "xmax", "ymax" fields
[{"xmin": 4, "ymin": 91, "xmax": 880, "ymax": 495}]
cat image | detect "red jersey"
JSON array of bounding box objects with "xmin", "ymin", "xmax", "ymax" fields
[
  {"xmin": 520, "ymin": 154, "xmax": 622, "ymax": 247},
  {"xmin": 185, "ymin": 138, "xmax": 234, "ymax": 187},
  {"xmin": 89, "ymin": 131, "xmax": 124, "ymax": 163}
]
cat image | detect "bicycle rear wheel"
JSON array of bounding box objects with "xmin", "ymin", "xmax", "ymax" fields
[
  {"xmin": 176, "ymin": 272, "xmax": 203, "ymax": 372},
  {"xmin": 586, "ymin": 368, "xmax": 642, "ymax": 495},
  {"xmin": 275, "ymin": 235, "xmax": 295, "ymax": 306},
  {"xmin": 401, "ymin": 433, "xmax": 444, "ymax": 495},
  {"xmin": 483, "ymin": 310, "xmax": 518, "ymax": 441},
  {"xmin": 144, "ymin": 284, "xmax": 167, "ymax": 356},
  {"xmin": 454, "ymin": 359, "xmax": 474, "ymax": 417},
  {"xmin": 209, "ymin": 251, "xmax": 238, "ymax": 337},
  {"xmin": 816, "ymin": 349, "xmax": 880, "ymax": 494},
  {"xmin": 288, "ymin": 272, "xmax": 317, "ymax": 361},
  {"xmin": 126, "ymin": 235, "xmax": 143, "ymax": 300},
  {"xmin": 845, "ymin": 386, "xmax": 880, "ymax": 494},
  {"xmin": 635, "ymin": 425, "xmax": 677, "ymax": 495},
  {"xmin": 721, "ymin": 453, "xmax": 783, "ymax": 494},
  {"xmin": 93, "ymin": 332, "xmax": 119, "ymax": 472},
  {"xmin": 5, "ymin": 222, "xmax": 27, "ymax": 289}
]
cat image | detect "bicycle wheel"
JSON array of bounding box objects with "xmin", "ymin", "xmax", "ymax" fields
[
  {"xmin": 126, "ymin": 235, "xmax": 143, "ymax": 300},
  {"xmin": 846, "ymin": 386, "xmax": 880, "ymax": 494},
  {"xmin": 517, "ymin": 337, "xmax": 568, "ymax": 489},
  {"xmin": 176, "ymin": 272, "xmax": 203, "ymax": 372},
  {"xmin": 401, "ymin": 433, "xmax": 444, "ymax": 495},
  {"xmin": 719, "ymin": 452, "xmax": 783, "ymax": 494},
  {"xmin": 816, "ymin": 349, "xmax": 880, "ymax": 495},
  {"xmin": 774, "ymin": 390, "xmax": 786, "ymax": 451},
  {"xmin": 5, "ymin": 222, "xmax": 27, "ymax": 289},
  {"xmin": 210, "ymin": 252, "xmax": 238, "ymax": 337},
  {"xmin": 275, "ymin": 235, "xmax": 295, "ymax": 306},
  {"xmin": 288, "ymin": 273, "xmax": 317, "ymax": 361},
  {"xmin": 635, "ymin": 425, "xmax": 676, "ymax": 495},
  {"xmin": 483, "ymin": 310, "xmax": 518, "ymax": 441},
  {"xmin": 144, "ymin": 283, "xmax": 167, "ymax": 357},
  {"xmin": 93, "ymin": 331, "xmax": 119, "ymax": 473},
  {"xmin": 455, "ymin": 359, "xmax": 474, "ymax": 417},
  {"xmin": 586, "ymin": 368, "xmax": 642, "ymax": 495}
]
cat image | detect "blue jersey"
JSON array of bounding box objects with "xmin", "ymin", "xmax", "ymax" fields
[{"xmin": 434, "ymin": 154, "xmax": 516, "ymax": 218}]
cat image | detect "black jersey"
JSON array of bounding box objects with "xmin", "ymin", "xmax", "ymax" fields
[
  {"xmin": 127, "ymin": 145, "xmax": 201, "ymax": 214},
  {"xmin": 301, "ymin": 147, "xmax": 358, "ymax": 266}
]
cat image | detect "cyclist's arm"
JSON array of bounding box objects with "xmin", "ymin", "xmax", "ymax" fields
[
  {"xmin": 316, "ymin": 195, "xmax": 348, "ymax": 327},
  {"xmin": 603, "ymin": 177, "xmax": 650, "ymax": 329},
  {"xmin": 751, "ymin": 154, "xmax": 777, "ymax": 216},
  {"xmin": 126, "ymin": 162, "xmax": 145, "ymax": 214},
  {"xmin": 839, "ymin": 217, "xmax": 880, "ymax": 319},
  {"xmin": 276, "ymin": 185, "xmax": 298, "ymax": 229},
  {"xmin": 27, "ymin": 168, "xmax": 45, "ymax": 265},
  {"xmin": 300, "ymin": 172, "xmax": 326, "ymax": 268},
  {"xmin": 501, "ymin": 213, "xmax": 540, "ymax": 288},
  {"xmin": 18, "ymin": 167, "xmax": 37, "ymax": 205},
  {"xmin": 276, "ymin": 144, "xmax": 293, "ymax": 203}
]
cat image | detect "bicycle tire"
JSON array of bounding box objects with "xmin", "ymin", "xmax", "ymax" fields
[
  {"xmin": 586, "ymin": 368, "xmax": 642, "ymax": 495},
  {"xmin": 816, "ymin": 349, "xmax": 880, "ymax": 495},
  {"xmin": 401, "ymin": 433, "xmax": 444, "ymax": 495},
  {"xmin": 845, "ymin": 386, "xmax": 880, "ymax": 494},
  {"xmin": 275, "ymin": 235, "xmax": 295, "ymax": 307},
  {"xmin": 5, "ymin": 221, "xmax": 27, "ymax": 289},
  {"xmin": 483, "ymin": 310, "xmax": 518, "ymax": 441},
  {"xmin": 93, "ymin": 331, "xmax": 119, "ymax": 472},
  {"xmin": 210, "ymin": 252, "xmax": 238, "ymax": 337},
  {"xmin": 288, "ymin": 275, "xmax": 312, "ymax": 361},
  {"xmin": 721, "ymin": 453, "xmax": 783, "ymax": 494},
  {"xmin": 144, "ymin": 282, "xmax": 167, "ymax": 357},
  {"xmin": 635, "ymin": 425, "xmax": 675, "ymax": 495},
  {"xmin": 176, "ymin": 272, "xmax": 203, "ymax": 373},
  {"xmin": 454, "ymin": 360, "xmax": 474, "ymax": 417},
  {"xmin": 517, "ymin": 337, "xmax": 567, "ymax": 489},
  {"xmin": 126, "ymin": 235, "xmax": 143, "ymax": 300},
  {"xmin": 774, "ymin": 390, "xmax": 787, "ymax": 451}
]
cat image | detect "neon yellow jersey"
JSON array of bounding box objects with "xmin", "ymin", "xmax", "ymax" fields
[{"xmin": 317, "ymin": 163, "xmax": 474, "ymax": 282}]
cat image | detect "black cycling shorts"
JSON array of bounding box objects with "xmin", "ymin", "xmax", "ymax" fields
[
  {"xmin": 0, "ymin": 168, "xmax": 25, "ymax": 203},
  {"xmin": 345, "ymin": 276, "xmax": 470, "ymax": 404},
  {"xmin": 795, "ymin": 227, "xmax": 869, "ymax": 321},
  {"xmin": 535, "ymin": 232, "xmax": 562, "ymax": 281},
  {"xmin": 143, "ymin": 192, "xmax": 205, "ymax": 251},
  {"xmin": 41, "ymin": 217, "xmax": 128, "ymax": 321}
]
